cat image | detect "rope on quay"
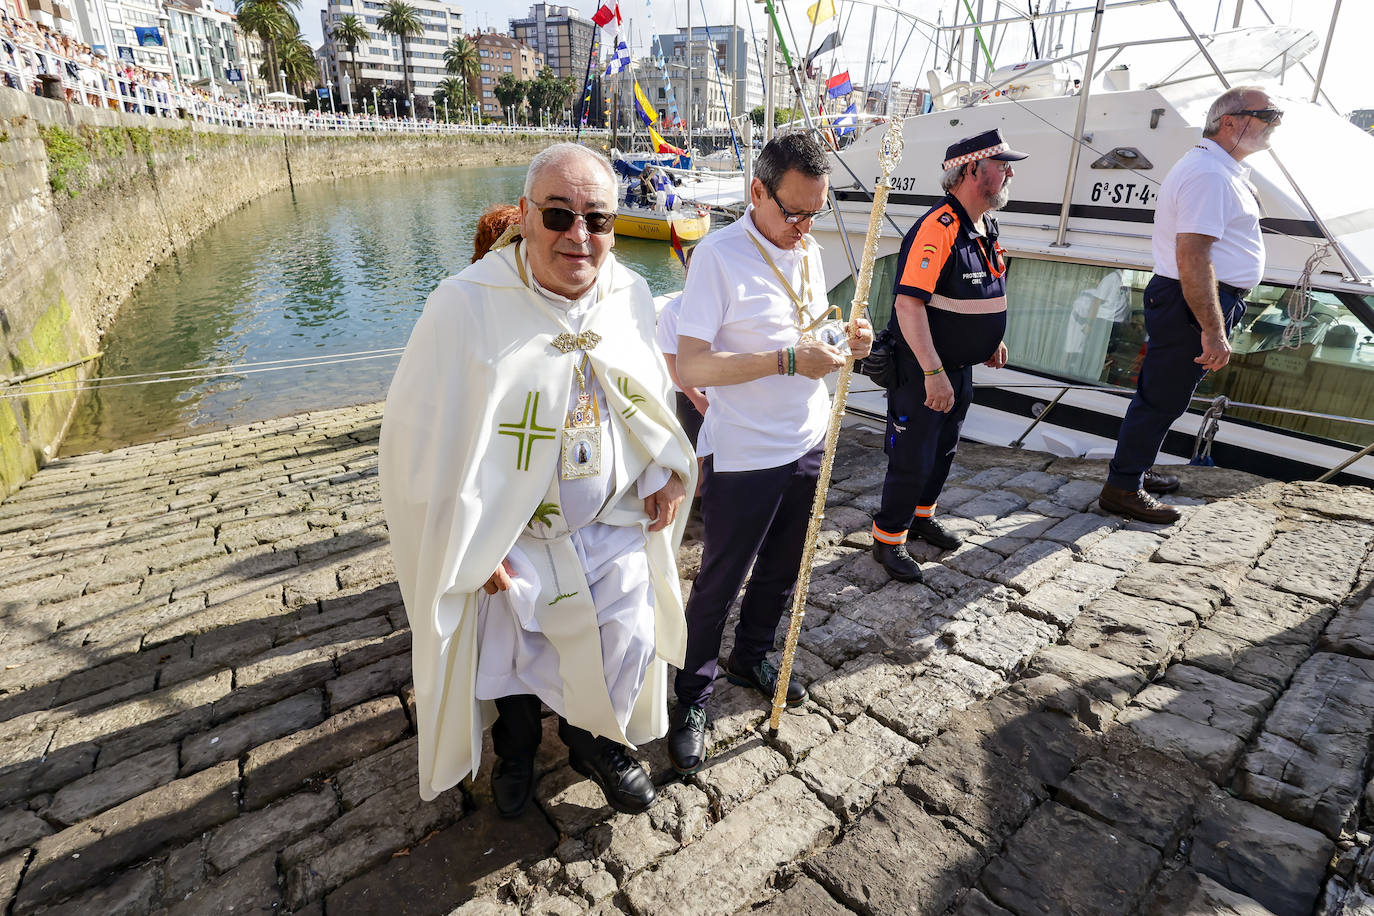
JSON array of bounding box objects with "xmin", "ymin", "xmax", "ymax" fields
[{"xmin": 0, "ymin": 347, "xmax": 405, "ymax": 399}]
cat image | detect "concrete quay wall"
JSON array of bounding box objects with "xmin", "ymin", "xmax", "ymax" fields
[{"xmin": 0, "ymin": 86, "xmax": 548, "ymax": 498}]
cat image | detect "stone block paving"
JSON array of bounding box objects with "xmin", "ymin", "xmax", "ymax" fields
[{"xmin": 4, "ymin": 404, "xmax": 1374, "ymax": 914}]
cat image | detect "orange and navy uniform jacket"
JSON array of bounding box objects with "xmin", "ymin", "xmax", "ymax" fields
[{"xmin": 891, "ymin": 193, "xmax": 1008, "ymax": 369}]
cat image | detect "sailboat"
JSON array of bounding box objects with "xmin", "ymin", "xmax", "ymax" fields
[{"xmin": 808, "ymin": 3, "xmax": 1374, "ymax": 484}]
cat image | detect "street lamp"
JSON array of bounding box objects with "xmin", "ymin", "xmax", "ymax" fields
[
  {"xmin": 328, "ymin": 80, "xmax": 336, "ymax": 114},
  {"xmin": 371, "ymin": 86, "xmax": 379, "ymax": 116},
  {"xmin": 278, "ymin": 68, "xmax": 287, "ymax": 95},
  {"xmin": 391, "ymin": 98, "xmax": 397, "ymax": 119},
  {"xmin": 343, "ymin": 73, "xmax": 353, "ymax": 117}
]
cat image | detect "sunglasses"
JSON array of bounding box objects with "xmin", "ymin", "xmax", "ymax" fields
[
  {"xmin": 1232, "ymin": 107, "xmax": 1283, "ymax": 123},
  {"xmin": 769, "ymin": 193, "xmax": 830, "ymax": 225},
  {"xmin": 533, "ymin": 202, "xmax": 616, "ymax": 235}
]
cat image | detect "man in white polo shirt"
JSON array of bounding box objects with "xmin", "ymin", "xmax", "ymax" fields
[
  {"xmin": 1100, "ymin": 85, "xmax": 1279, "ymax": 523},
  {"xmin": 667, "ymin": 132, "xmax": 873, "ymax": 774}
]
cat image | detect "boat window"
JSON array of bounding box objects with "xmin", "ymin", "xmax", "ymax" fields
[
  {"xmin": 1002, "ymin": 259, "xmax": 1374, "ymax": 447},
  {"xmin": 832, "ymin": 255, "xmax": 1374, "ymax": 448}
]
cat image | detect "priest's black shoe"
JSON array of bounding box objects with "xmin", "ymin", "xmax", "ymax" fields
[
  {"xmin": 669, "ymin": 703, "xmax": 708, "ymax": 775},
  {"xmin": 909, "ymin": 516, "xmax": 963, "ymax": 551},
  {"xmin": 491, "ymin": 756, "xmax": 535, "ymax": 818},
  {"xmin": 872, "ymin": 541, "xmax": 924, "ymax": 582},
  {"xmin": 722, "ymin": 654, "xmax": 808, "ymax": 707},
  {"xmin": 569, "ymin": 739, "xmax": 656, "ymax": 814},
  {"xmin": 1142, "ymin": 469, "xmax": 1181, "ymax": 495}
]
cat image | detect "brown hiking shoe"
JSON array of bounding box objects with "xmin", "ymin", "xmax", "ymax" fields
[
  {"xmin": 1099, "ymin": 483, "xmax": 1181, "ymax": 524},
  {"xmin": 1142, "ymin": 469, "xmax": 1180, "ymax": 495}
]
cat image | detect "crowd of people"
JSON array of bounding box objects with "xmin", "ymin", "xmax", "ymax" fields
[{"xmin": 0, "ymin": 9, "xmax": 587, "ymax": 133}]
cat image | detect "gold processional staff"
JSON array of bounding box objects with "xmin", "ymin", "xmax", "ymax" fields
[{"xmin": 769, "ymin": 116, "xmax": 906, "ymax": 735}]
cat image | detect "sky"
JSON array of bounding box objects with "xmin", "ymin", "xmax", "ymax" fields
[{"xmin": 300, "ymin": 0, "xmax": 1374, "ymax": 114}]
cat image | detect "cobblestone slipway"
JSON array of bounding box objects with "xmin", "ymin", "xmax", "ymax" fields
[{"xmin": 4, "ymin": 402, "xmax": 1374, "ymax": 915}]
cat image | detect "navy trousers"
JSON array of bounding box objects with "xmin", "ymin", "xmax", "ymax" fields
[
  {"xmin": 674, "ymin": 446, "xmax": 822, "ymax": 707},
  {"xmin": 1107, "ymin": 275, "xmax": 1247, "ymax": 490},
  {"xmin": 873, "ymin": 364, "xmax": 974, "ymax": 536}
]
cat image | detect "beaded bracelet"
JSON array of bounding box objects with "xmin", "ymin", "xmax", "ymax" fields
[
  {"xmin": 777, "ymin": 349, "xmax": 785, "ymax": 375},
  {"xmin": 787, "ymin": 347, "xmax": 796, "ymax": 376}
]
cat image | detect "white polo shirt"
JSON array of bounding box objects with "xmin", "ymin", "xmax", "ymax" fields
[
  {"xmin": 1151, "ymin": 138, "xmax": 1265, "ymax": 290},
  {"xmin": 677, "ymin": 207, "xmax": 830, "ymax": 472}
]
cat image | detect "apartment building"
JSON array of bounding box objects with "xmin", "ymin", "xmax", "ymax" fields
[
  {"xmin": 508, "ymin": 3, "xmax": 592, "ymax": 109},
  {"xmin": 471, "ymin": 30, "xmax": 540, "ymax": 119},
  {"xmin": 320, "ymin": 0, "xmax": 463, "ymax": 112}
]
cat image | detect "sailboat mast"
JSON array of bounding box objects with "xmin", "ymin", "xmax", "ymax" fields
[
  {"xmin": 1310, "ymin": 0, "xmax": 1342, "ymax": 104},
  {"xmin": 764, "ymin": 0, "xmax": 775, "ymax": 142},
  {"xmin": 686, "ymin": 0, "xmax": 692, "ymax": 152}
]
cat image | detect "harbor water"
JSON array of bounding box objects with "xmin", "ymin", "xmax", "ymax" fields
[{"xmin": 60, "ymin": 163, "xmax": 693, "ymax": 456}]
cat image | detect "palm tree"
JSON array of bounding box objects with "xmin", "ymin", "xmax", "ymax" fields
[
  {"xmin": 377, "ymin": 0, "xmax": 423, "ymax": 114},
  {"xmin": 443, "ymin": 35, "xmax": 479, "ymax": 102},
  {"xmin": 277, "ymin": 32, "xmax": 317, "ymax": 97},
  {"xmin": 235, "ymin": 0, "xmax": 295, "ymax": 93},
  {"xmin": 434, "ymin": 76, "xmax": 468, "ymax": 120},
  {"xmin": 330, "ymin": 13, "xmax": 370, "ymax": 103}
]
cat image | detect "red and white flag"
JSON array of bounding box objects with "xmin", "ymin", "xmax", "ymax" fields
[{"xmin": 592, "ymin": 1, "xmax": 621, "ymax": 38}]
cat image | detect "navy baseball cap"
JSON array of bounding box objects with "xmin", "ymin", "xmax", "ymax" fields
[{"xmin": 942, "ymin": 129, "xmax": 1029, "ymax": 171}]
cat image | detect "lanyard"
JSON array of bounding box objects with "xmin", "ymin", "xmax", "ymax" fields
[
  {"xmin": 748, "ymin": 233, "xmax": 831, "ymax": 333},
  {"xmin": 974, "ymin": 235, "xmax": 1006, "ymax": 279}
]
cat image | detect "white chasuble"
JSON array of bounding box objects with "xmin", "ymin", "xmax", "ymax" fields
[{"xmin": 380, "ymin": 243, "xmax": 696, "ymax": 800}]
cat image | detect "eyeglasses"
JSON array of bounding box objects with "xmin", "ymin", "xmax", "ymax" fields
[
  {"xmin": 769, "ymin": 193, "xmax": 830, "ymax": 225},
  {"xmin": 974, "ymin": 160, "xmax": 1014, "ymax": 174},
  {"xmin": 1232, "ymin": 107, "xmax": 1284, "ymax": 124},
  {"xmin": 533, "ymin": 202, "xmax": 617, "ymax": 235}
]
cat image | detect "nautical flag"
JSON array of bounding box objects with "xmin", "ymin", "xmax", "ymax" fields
[
  {"xmin": 834, "ymin": 102, "xmax": 858, "ymax": 136},
  {"xmin": 605, "ymin": 40, "xmax": 630, "ymax": 75},
  {"xmin": 807, "ymin": 0, "xmax": 835, "ymax": 24},
  {"xmin": 648, "ymin": 123, "xmax": 684, "ymax": 155},
  {"xmin": 670, "ymin": 222, "xmax": 687, "ymax": 267},
  {"xmin": 805, "ymin": 31, "xmax": 839, "ymax": 79},
  {"xmin": 826, "ymin": 71, "xmax": 853, "ymax": 99},
  {"xmin": 633, "ymin": 80, "xmax": 657, "ymax": 125},
  {"xmin": 592, "ymin": 1, "xmax": 621, "ymax": 36}
]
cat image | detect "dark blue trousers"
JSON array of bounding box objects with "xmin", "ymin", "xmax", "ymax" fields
[
  {"xmin": 1107, "ymin": 275, "xmax": 1247, "ymax": 490},
  {"xmin": 674, "ymin": 446, "xmax": 821, "ymax": 707},
  {"xmin": 873, "ymin": 364, "xmax": 974, "ymax": 536}
]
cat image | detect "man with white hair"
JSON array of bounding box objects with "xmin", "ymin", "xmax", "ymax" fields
[
  {"xmin": 380, "ymin": 142, "xmax": 695, "ymax": 817},
  {"xmin": 1100, "ymin": 85, "xmax": 1281, "ymax": 523}
]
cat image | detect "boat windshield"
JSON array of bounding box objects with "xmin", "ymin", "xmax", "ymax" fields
[{"xmin": 830, "ymin": 255, "xmax": 1374, "ymax": 448}]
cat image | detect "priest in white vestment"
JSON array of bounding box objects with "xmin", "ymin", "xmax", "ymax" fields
[{"xmin": 380, "ymin": 143, "xmax": 696, "ymax": 816}]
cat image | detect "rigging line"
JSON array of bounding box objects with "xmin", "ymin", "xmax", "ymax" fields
[
  {"xmin": 965, "ymin": 380, "xmax": 1374, "ymax": 426},
  {"xmin": 4, "ymin": 352, "xmax": 401, "ymax": 399},
  {"xmin": 742, "ymin": 0, "xmax": 767, "ymax": 101},
  {"xmin": 23, "ymin": 346, "xmax": 408, "ymax": 387}
]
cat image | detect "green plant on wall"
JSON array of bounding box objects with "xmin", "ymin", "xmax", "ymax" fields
[{"xmin": 38, "ymin": 125, "xmax": 90, "ymax": 197}]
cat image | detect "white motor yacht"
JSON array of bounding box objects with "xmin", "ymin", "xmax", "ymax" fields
[{"xmin": 812, "ymin": 22, "xmax": 1374, "ymax": 484}]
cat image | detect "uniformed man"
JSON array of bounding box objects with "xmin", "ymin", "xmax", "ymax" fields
[{"xmin": 871, "ymin": 129, "xmax": 1027, "ymax": 582}]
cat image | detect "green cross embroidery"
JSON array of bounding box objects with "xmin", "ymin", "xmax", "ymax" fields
[
  {"xmin": 498, "ymin": 391, "xmax": 557, "ymax": 471},
  {"xmin": 616, "ymin": 377, "xmax": 646, "ymax": 419}
]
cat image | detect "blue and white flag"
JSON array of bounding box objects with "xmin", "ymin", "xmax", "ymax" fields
[
  {"xmin": 834, "ymin": 102, "xmax": 858, "ymax": 136},
  {"xmin": 605, "ymin": 40, "xmax": 630, "ymax": 75}
]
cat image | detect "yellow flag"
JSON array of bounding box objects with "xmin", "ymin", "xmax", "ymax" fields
[
  {"xmin": 633, "ymin": 80, "xmax": 657, "ymax": 125},
  {"xmin": 807, "ymin": 0, "xmax": 835, "ymax": 24}
]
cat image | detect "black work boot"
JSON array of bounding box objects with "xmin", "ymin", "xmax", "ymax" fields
[
  {"xmin": 909, "ymin": 516, "xmax": 963, "ymax": 551},
  {"xmin": 568, "ymin": 738, "xmax": 656, "ymax": 814},
  {"xmin": 491, "ymin": 756, "xmax": 535, "ymax": 818},
  {"xmin": 668, "ymin": 703, "xmax": 708, "ymax": 775},
  {"xmin": 872, "ymin": 540, "xmax": 924, "ymax": 582}
]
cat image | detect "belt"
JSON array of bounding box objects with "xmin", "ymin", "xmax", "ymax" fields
[{"xmin": 1218, "ymin": 282, "xmax": 1251, "ymax": 299}]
